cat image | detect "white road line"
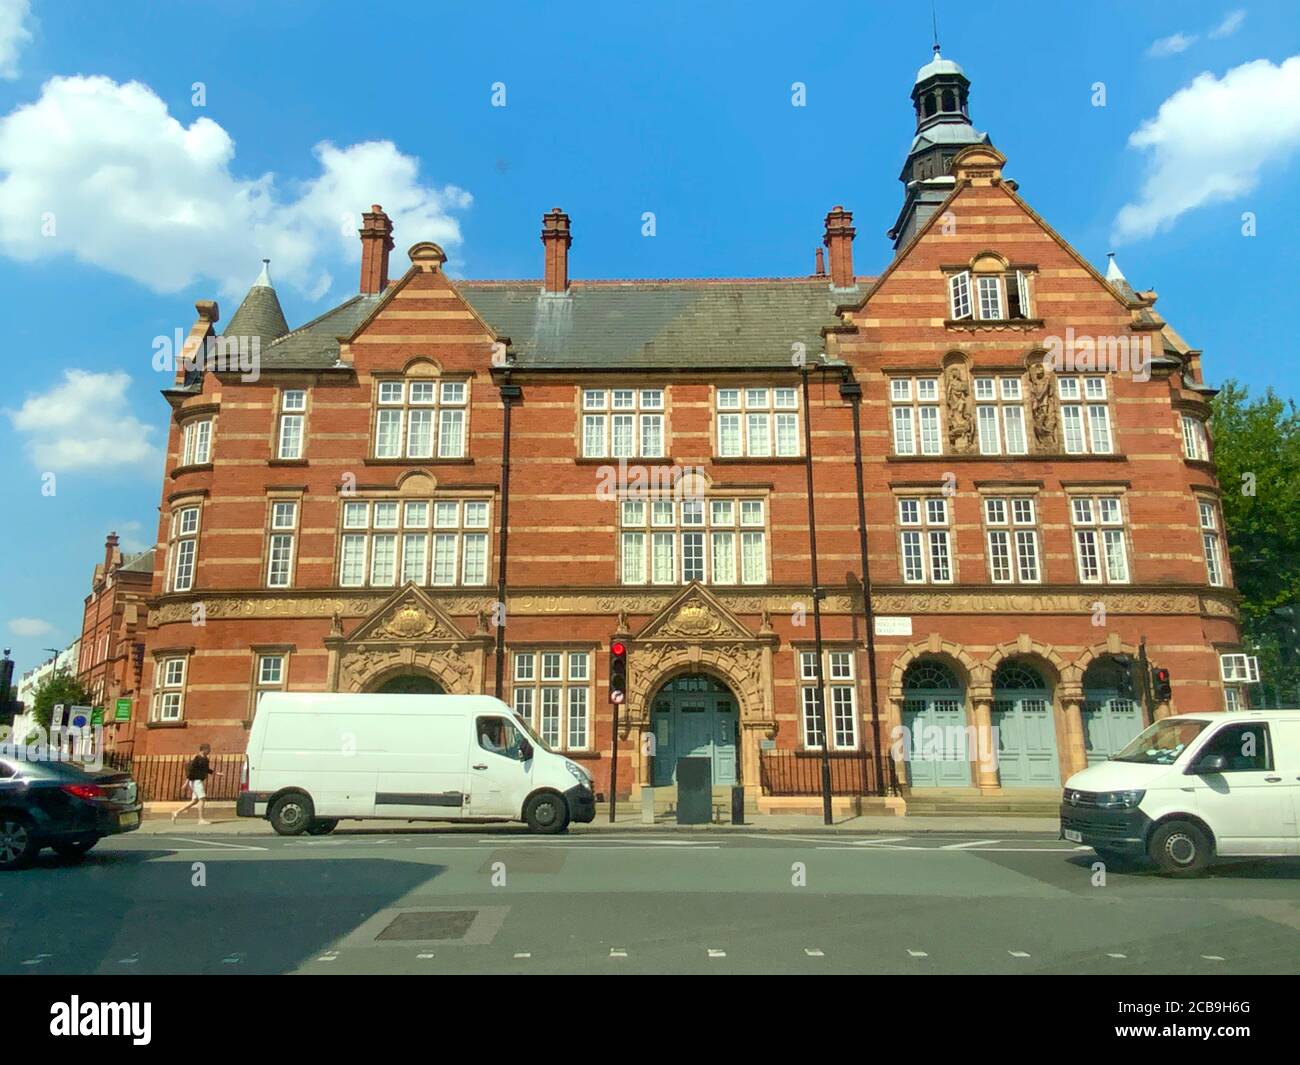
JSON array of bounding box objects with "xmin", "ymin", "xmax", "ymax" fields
[
  {"xmin": 222, "ymin": 954, "xmax": 243, "ymax": 964},
  {"xmin": 1201, "ymin": 955, "xmax": 1225, "ymax": 962},
  {"xmin": 804, "ymin": 948, "xmax": 825, "ymax": 957},
  {"xmin": 159, "ymin": 837, "xmax": 268, "ymax": 851},
  {"xmin": 940, "ymin": 839, "xmax": 1001, "ymax": 849},
  {"xmin": 118, "ymin": 955, "xmax": 139, "ymax": 965},
  {"xmin": 1008, "ymin": 951, "xmax": 1031, "ymax": 958},
  {"xmin": 707, "ymin": 949, "xmax": 726, "ymax": 958},
  {"xmin": 610, "ymin": 948, "xmax": 628, "ymax": 958},
  {"xmin": 417, "ymin": 952, "xmax": 435, "ymax": 959},
  {"xmin": 1107, "ymin": 953, "xmax": 1128, "ymax": 959},
  {"xmin": 514, "ymin": 952, "xmax": 531, "ymax": 959},
  {"xmin": 907, "ymin": 949, "xmax": 928, "ymax": 958},
  {"xmin": 317, "ymin": 951, "xmax": 339, "ymax": 962}
]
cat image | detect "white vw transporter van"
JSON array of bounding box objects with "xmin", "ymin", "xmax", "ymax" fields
[
  {"xmin": 1061, "ymin": 711, "xmax": 1300, "ymax": 875},
  {"xmin": 236, "ymin": 693, "xmax": 596, "ymax": 835}
]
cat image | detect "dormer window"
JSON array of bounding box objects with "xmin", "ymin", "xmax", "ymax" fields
[{"xmin": 948, "ymin": 268, "xmax": 1034, "ymax": 321}]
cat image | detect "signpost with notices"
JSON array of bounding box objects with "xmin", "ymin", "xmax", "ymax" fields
[{"xmin": 114, "ymin": 698, "xmax": 132, "ymax": 722}]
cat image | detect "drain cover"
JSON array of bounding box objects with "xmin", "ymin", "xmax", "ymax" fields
[{"xmin": 376, "ymin": 910, "xmax": 478, "ymax": 942}]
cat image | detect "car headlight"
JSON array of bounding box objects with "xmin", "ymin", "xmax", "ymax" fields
[
  {"xmin": 565, "ymin": 761, "xmax": 590, "ymax": 786},
  {"xmin": 1095, "ymin": 789, "xmax": 1145, "ymax": 809}
]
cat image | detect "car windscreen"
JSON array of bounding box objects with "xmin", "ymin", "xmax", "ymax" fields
[
  {"xmin": 512, "ymin": 713, "xmax": 555, "ymax": 755},
  {"xmin": 1111, "ymin": 719, "xmax": 1210, "ymax": 765}
]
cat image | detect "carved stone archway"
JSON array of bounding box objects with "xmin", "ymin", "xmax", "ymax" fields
[
  {"xmin": 325, "ymin": 585, "xmax": 493, "ymax": 695},
  {"xmin": 626, "ymin": 583, "xmax": 777, "ymax": 793}
]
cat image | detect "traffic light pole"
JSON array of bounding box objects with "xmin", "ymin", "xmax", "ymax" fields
[{"xmin": 1138, "ymin": 636, "xmax": 1153, "ymax": 722}]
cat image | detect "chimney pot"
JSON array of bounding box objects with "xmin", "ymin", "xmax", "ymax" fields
[
  {"xmin": 822, "ymin": 205, "xmax": 856, "ymax": 288},
  {"xmin": 814, "ymin": 247, "xmax": 826, "ymax": 276},
  {"xmin": 359, "ymin": 205, "xmax": 395, "ymax": 294},
  {"xmin": 541, "ymin": 208, "xmax": 572, "ymax": 293}
]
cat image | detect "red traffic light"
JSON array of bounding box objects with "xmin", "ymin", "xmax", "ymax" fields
[{"xmin": 611, "ymin": 641, "xmax": 626, "ymax": 657}]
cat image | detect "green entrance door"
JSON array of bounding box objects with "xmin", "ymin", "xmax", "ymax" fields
[
  {"xmin": 651, "ymin": 674, "xmax": 738, "ymax": 787},
  {"xmin": 1082, "ymin": 656, "xmax": 1145, "ymax": 766},
  {"xmin": 900, "ymin": 660, "xmax": 971, "ymax": 788},
  {"xmin": 991, "ymin": 661, "xmax": 1060, "ymax": 787}
]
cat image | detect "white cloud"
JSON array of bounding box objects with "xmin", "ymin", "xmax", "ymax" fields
[
  {"xmin": 1209, "ymin": 10, "xmax": 1246, "ymax": 39},
  {"xmin": 0, "ymin": 0, "xmax": 32, "ymax": 80},
  {"xmin": 0, "ymin": 75, "xmax": 472, "ymax": 299},
  {"xmin": 8, "ymin": 617, "xmax": 53, "ymax": 638},
  {"xmin": 1112, "ymin": 56, "xmax": 1300, "ymax": 244},
  {"xmin": 1148, "ymin": 32, "xmax": 1197, "ymax": 58},
  {"xmin": 5, "ymin": 368, "xmax": 160, "ymax": 471},
  {"xmin": 112, "ymin": 520, "xmax": 149, "ymax": 554}
]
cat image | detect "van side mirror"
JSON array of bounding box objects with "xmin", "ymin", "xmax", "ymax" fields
[
  {"xmin": 1191, "ymin": 753, "xmax": 1227, "ymax": 774},
  {"xmin": 520, "ymin": 740, "xmax": 534, "ymax": 761}
]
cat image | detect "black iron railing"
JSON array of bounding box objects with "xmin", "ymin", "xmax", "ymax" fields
[
  {"xmin": 759, "ymin": 748, "xmax": 887, "ymax": 796},
  {"xmin": 99, "ymin": 751, "xmax": 247, "ymax": 802}
]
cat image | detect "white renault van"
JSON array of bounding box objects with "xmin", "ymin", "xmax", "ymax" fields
[
  {"xmin": 1061, "ymin": 711, "xmax": 1300, "ymax": 875},
  {"xmin": 236, "ymin": 693, "xmax": 596, "ymax": 835}
]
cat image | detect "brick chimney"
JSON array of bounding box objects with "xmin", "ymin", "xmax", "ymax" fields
[
  {"xmin": 359, "ymin": 204, "xmax": 394, "ymax": 294},
  {"xmin": 823, "ymin": 205, "xmax": 856, "ymax": 288},
  {"xmin": 104, "ymin": 531, "xmax": 120, "ymax": 573},
  {"xmin": 814, "ymin": 246, "xmax": 826, "ymax": 277},
  {"xmin": 541, "ymin": 207, "xmax": 571, "ymax": 293}
]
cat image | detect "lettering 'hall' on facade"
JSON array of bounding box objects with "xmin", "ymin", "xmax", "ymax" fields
[{"xmin": 135, "ymin": 49, "xmax": 1242, "ymax": 808}]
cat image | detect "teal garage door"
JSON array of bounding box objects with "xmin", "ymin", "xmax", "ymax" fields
[
  {"xmin": 651, "ymin": 674, "xmax": 737, "ymax": 787},
  {"xmin": 900, "ymin": 660, "xmax": 971, "ymax": 788},
  {"xmin": 991, "ymin": 661, "xmax": 1060, "ymax": 787}
]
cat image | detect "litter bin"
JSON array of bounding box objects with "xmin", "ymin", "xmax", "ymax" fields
[{"xmin": 675, "ymin": 757, "xmax": 712, "ymax": 825}]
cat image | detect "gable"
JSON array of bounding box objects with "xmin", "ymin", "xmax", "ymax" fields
[{"xmin": 635, "ymin": 583, "xmax": 756, "ymax": 642}]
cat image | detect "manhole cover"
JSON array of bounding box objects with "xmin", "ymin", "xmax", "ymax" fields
[{"xmin": 376, "ymin": 910, "xmax": 478, "ymax": 942}]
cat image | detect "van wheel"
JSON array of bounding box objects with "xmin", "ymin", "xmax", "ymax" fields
[
  {"xmin": 306, "ymin": 819, "xmax": 338, "ymax": 836},
  {"xmin": 1149, "ymin": 821, "xmax": 1212, "ymax": 877},
  {"xmin": 0, "ymin": 816, "xmax": 38, "ymax": 871},
  {"xmin": 524, "ymin": 793, "xmax": 569, "ymax": 835},
  {"xmin": 269, "ymin": 794, "xmax": 314, "ymax": 836}
]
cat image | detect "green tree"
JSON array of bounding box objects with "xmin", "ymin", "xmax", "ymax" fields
[
  {"xmin": 30, "ymin": 668, "xmax": 93, "ymax": 733},
  {"xmin": 1210, "ymin": 380, "xmax": 1300, "ymax": 704}
]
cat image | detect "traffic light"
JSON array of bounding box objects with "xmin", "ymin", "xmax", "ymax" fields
[
  {"xmin": 1151, "ymin": 666, "xmax": 1173, "ymax": 703},
  {"xmin": 609, "ymin": 639, "xmax": 628, "ymax": 705},
  {"xmin": 1113, "ymin": 654, "xmax": 1137, "ymax": 700}
]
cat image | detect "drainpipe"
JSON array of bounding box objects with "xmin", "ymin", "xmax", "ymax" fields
[
  {"xmin": 839, "ymin": 369, "xmax": 886, "ymax": 797},
  {"xmin": 494, "ymin": 376, "xmax": 522, "ymax": 700},
  {"xmin": 800, "ymin": 367, "xmax": 834, "ymax": 825}
]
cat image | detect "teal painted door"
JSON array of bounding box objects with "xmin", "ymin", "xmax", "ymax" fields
[
  {"xmin": 651, "ymin": 675, "xmax": 737, "ymax": 786},
  {"xmin": 901, "ymin": 695, "xmax": 971, "ymax": 788},
  {"xmin": 991, "ymin": 695, "xmax": 1060, "ymax": 786},
  {"xmin": 1082, "ymin": 693, "xmax": 1143, "ymax": 766}
]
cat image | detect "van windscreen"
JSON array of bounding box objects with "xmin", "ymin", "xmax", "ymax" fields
[{"xmin": 1112, "ymin": 719, "xmax": 1210, "ymax": 765}]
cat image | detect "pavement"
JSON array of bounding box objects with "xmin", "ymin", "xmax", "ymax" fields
[
  {"xmin": 143, "ymin": 801, "xmax": 1061, "ymax": 835},
  {"xmin": 3, "ymin": 818, "xmax": 1297, "ymax": 975}
]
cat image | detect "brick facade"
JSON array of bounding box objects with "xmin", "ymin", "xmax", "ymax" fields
[{"xmin": 135, "ymin": 60, "xmax": 1242, "ymax": 806}]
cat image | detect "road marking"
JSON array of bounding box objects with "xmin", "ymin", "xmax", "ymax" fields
[
  {"xmin": 118, "ymin": 954, "xmax": 139, "ymax": 965},
  {"xmin": 610, "ymin": 948, "xmax": 628, "ymax": 958},
  {"xmin": 1008, "ymin": 951, "xmax": 1031, "ymax": 958},
  {"xmin": 159, "ymin": 837, "xmax": 268, "ymax": 851},
  {"xmin": 514, "ymin": 952, "xmax": 531, "ymax": 959},
  {"xmin": 907, "ymin": 950, "xmax": 928, "ymax": 958},
  {"xmin": 707, "ymin": 949, "xmax": 726, "ymax": 958},
  {"xmin": 1201, "ymin": 955, "xmax": 1225, "ymax": 962},
  {"xmin": 21, "ymin": 954, "xmax": 51, "ymax": 966},
  {"xmin": 417, "ymin": 952, "xmax": 435, "ymax": 959},
  {"xmin": 317, "ymin": 951, "xmax": 339, "ymax": 962},
  {"xmin": 1107, "ymin": 953, "xmax": 1127, "ymax": 959},
  {"xmin": 222, "ymin": 955, "xmax": 243, "ymax": 964},
  {"xmin": 804, "ymin": 948, "xmax": 825, "ymax": 957},
  {"xmin": 940, "ymin": 839, "xmax": 1001, "ymax": 849}
]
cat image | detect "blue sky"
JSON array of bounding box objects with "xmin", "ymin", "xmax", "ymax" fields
[{"xmin": 2, "ymin": 0, "xmax": 1298, "ymax": 679}]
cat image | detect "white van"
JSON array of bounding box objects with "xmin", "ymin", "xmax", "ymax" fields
[
  {"xmin": 236, "ymin": 693, "xmax": 596, "ymax": 835},
  {"xmin": 1061, "ymin": 711, "xmax": 1300, "ymax": 875}
]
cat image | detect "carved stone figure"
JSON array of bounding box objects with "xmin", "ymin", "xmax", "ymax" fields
[
  {"xmin": 944, "ymin": 364, "xmax": 974, "ymax": 452},
  {"xmin": 1027, "ymin": 361, "xmax": 1058, "ymax": 451}
]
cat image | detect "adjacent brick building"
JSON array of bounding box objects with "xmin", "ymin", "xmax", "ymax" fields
[
  {"xmin": 77, "ymin": 533, "xmax": 154, "ymax": 750},
  {"xmin": 135, "ymin": 51, "xmax": 1244, "ymax": 807}
]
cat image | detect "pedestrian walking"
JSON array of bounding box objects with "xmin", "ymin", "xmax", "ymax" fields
[{"xmin": 172, "ymin": 743, "xmax": 221, "ymax": 824}]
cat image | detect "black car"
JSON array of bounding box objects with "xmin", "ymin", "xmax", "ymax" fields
[{"xmin": 0, "ymin": 755, "xmax": 143, "ymax": 870}]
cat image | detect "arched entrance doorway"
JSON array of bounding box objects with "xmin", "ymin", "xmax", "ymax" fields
[
  {"xmin": 1082, "ymin": 657, "xmax": 1144, "ymax": 766},
  {"xmin": 992, "ymin": 660, "xmax": 1059, "ymax": 787},
  {"xmin": 371, "ymin": 673, "xmax": 445, "ymax": 695},
  {"xmin": 650, "ymin": 674, "xmax": 737, "ymax": 787},
  {"xmin": 901, "ymin": 660, "xmax": 971, "ymax": 788}
]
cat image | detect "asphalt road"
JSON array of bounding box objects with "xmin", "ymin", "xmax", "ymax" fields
[{"xmin": 3, "ymin": 830, "xmax": 1297, "ymax": 975}]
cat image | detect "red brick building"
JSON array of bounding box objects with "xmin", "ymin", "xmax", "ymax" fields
[
  {"xmin": 77, "ymin": 533, "xmax": 154, "ymax": 751},
  {"xmin": 136, "ymin": 52, "xmax": 1244, "ymax": 808}
]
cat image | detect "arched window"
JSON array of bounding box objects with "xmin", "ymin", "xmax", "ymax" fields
[
  {"xmin": 924, "ymin": 93, "xmax": 937, "ymax": 117},
  {"xmin": 941, "ymin": 89, "xmax": 956, "ymax": 112},
  {"xmin": 993, "ymin": 661, "xmax": 1048, "ymax": 691},
  {"xmin": 904, "ymin": 660, "xmax": 960, "ymax": 691}
]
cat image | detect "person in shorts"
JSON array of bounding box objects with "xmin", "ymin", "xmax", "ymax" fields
[{"xmin": 172, "ymin": 743, "xmax": 220, "ymax": 824}]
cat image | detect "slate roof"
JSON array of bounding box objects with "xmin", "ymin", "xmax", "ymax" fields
[
  {"xmin": 118, "ymin": 547, "xmax": 155, "ymax": 575},
  {"xmin": 223, "ymin": 279, "xmax": 290, "ymax": 352},
  {"xmin": 235, "ymin": 279, "xmax": 865, "ymax": 372}
]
